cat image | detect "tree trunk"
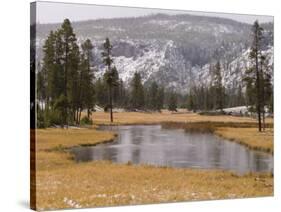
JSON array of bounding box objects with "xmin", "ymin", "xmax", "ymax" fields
[
  {"xmin": 64, "ymin": 45, "xmax": 68, "ymax": 129},
  {"xmin": 87, "ymin": 110, "xmax": 89, "ymax": 119},
  {"xmin": 262, "ymin": 111, "xmax": 265, "ymax": 131},
  {"xmin": 79, "ymin": 109, "xmax": 82, "ymax": 124},
  {"xmin": 73, "ymin": 109, "xmax": 76, "ymax": 124},
  {"xmin": 76, "ymin": 109, "xmax": 79, "ymax": 125},
  {"xmin": 255, "ymin": 35, "xmax": 262, "ymax": 132},
  {"xmin": 109, "ymin": 85, "xmax": 113, "ymax": 123},
  {"xmin": 260, "ymin": 60, "xmax": 266, "ymax": 131}
]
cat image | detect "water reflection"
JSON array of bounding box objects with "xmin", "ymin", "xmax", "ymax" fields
[{"xmin": 71, "ymin": 125, "xmax": 273, "ymax": 174}]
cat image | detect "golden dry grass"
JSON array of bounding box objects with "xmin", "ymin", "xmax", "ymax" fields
[
  {"xmin": 36, "ymin": 161, "xmax": 273, "ymax": 210},
  {"xmin": 35, "ymin": 128, "xmax": 116, "ymax": 171},
  {"xmin": 92, "ymin": 111, "xmax": 271, "ymax": 125},
  {"xmin": 36, "ymin": 128, "xmax": 116, "ymax": 151},
  {"xmin": 215, "ymin": 127, "xmax": 274, "ymax": 153},
  {"xmin": 35, "ymin": 124, "xmax": 273, "ymax": 210}
]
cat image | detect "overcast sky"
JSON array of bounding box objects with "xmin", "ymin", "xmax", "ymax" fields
[{"xmin": 35, "ymin": 1, "xmax": 273, "ymax": 24}]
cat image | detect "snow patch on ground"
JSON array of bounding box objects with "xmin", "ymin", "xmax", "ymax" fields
[{"xmin": 63, "ymin": 197, "xmax": 82, "ymax": 208}]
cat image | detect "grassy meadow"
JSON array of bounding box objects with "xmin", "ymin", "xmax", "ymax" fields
[
  {"xmin": 35, "ymin": 111, "xmax": 274, "ymax": 210},
  {"xmin": 92, "ymin": 110, "xmax": 268, "ymax": 125}
]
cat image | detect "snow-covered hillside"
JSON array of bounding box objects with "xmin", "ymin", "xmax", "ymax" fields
[
  {"xmin": 36, "ymin": 13, "xmax": 274, "ymax": 93},
  {"xmin": 93, "ymin": 39, "xmax": 193, "ymax": 92},
  {"xmin": 196, "ymin": 46, "xmax": 274, "ymax": 89}
]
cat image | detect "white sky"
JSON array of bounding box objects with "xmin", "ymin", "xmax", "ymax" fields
[{"xmin": 35, "ymin": 1, "xmax": 273, "ymax": 24}]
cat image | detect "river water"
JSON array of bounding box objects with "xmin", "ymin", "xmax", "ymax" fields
[{"xmin": 71, "ymin": 125, "xmax": 273, "ymax": 174}]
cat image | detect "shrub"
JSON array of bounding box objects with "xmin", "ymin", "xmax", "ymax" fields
[
  {"xmin": 48, "ymin": 109, "xmax": 63, "ymax": 126},
  {"xmin": 80, "ymin": 116, "xmax": 93, "ymax": 125}
]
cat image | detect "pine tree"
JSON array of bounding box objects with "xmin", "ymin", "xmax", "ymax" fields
[
  {"xmin": 103, "ymin": 66, "xmax": 119, "ymax": 109},
  {"xmin": 58, "ymin": 18, "xmax": 80, "ymax": 126},
  {"xmin": 51, "ymin": 30, "xmax": 64, "ymax": 102},
  {"xmin": 95, "ymin": 78, "xmax": 107, "ymax": 106},
  {"xmin": 213, "ymin": 61, "xmax": 224, "ymax": 111},
  {"xmin": 116, "ymin": 79, "xmax": 128, "ymax": 108},
  {"xmin": 39, "ymin": 19, "xmax": 100, "ymax": 127},
  {"xmin": 246, "ymin": 21, "xmax": 265, "ymax": 131},
  {"xmin": 130, "ymin": 72, "xmax": 145, "ymax": 110},
  {"xmin": 147, "ymin": 81, "xmax": 159, "ymax": 111},
  {"xmin": 41, "ymin": 30, "xmax": 63, "ymax": 127},
  {"xmin": 203, "ymin": 86, "xmax": 210, "ymax": 111},
  {"xmin": 198, "ymin": 86, "xmax": 205, "ymax": 110},
  {"xmin": 168, "ymin": 92, "xmax": 177, "ymax": 112},
  {"xmin": 263, "ymin": 60, "xmax": 273, "ymax": 113},
  {"xmin": 237, "ymin": 84, "xmax": 245, "ymax": 106},
  {"xmin": 79, "ymin": 39, "xmax": 95, "ymax": 122},
  {"xmin": 244, "ymin": 69, "xmax": 256, "ymax": 114},
  {"xmin": 260, "ymin": 53, "xmax": 273, "ymax": 127},
  {"xmin": 40, "ymin": 19, "xmax": 81, "ymax": 127},
  {"xmin": 101, "ymin": 38, "xmax": 116, "ymax": 122},
  {"xmin": 36, "ymin": 62, "xmax": 46, "ymax": 110},
  {"xmin": 36, "ymin": 62, "xmax": 47, "ymax": 128},
  {"xmin": 187, "ymin": 93, "xmax": 195, "ymax": 112},
  {"xmin": 42, "ymin": 30, "xmax": 56, "ymax": 104},
  {"xmin": 157, "ymin": 86, "xmax": 165, "ymax": 111}
]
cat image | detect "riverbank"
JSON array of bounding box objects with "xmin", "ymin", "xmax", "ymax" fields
[
  {"xmin": 35, "ymin": 122, "xmax": 273, "ymax": 210},
  {"xmin": 215, "ymin": 127, "xmax": 273, "ymax": 153},
  {"xmin": 161, "ymin": 121, "xmax": 273, "ymax": 153}
]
